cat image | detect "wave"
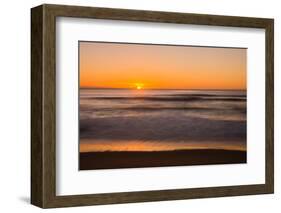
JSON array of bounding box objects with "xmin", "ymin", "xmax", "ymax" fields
[
  {"xmin": 80, "ymin": 114, "xmax": 246, "ymax": 141},
  {"xmin": 80, "ymin": 105, "xmax": 246, "ymax": 113},
  {"xmin": 82, "ymin": 96, "xmax": 246, "ymax": 102},
  {"xmin": 168, "ymin": 93, "xmax": 246, "ymax": 97}
]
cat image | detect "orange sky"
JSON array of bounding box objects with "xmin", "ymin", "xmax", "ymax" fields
[{"xmin": 79, "ymin": 42, "xmax": 246, "ymax": 90}]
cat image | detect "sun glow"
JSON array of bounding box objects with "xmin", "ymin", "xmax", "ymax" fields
[{"xmin": 135, "ymin": 83, "xmax": 144, "ymax": 90}]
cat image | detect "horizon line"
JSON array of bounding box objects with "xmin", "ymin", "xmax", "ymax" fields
[{"xmin": 80, "ymin": 87, "xmax": 246, "ymax": 91}]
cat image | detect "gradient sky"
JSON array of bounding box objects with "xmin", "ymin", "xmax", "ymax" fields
[{"xmin": 79, "ymin": 42, "xmax": 246, "ymax": 90}]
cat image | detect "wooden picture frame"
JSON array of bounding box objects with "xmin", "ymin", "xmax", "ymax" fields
[{"xmin": 31, "ymin": 4, "xmax": 274, "ymax": 208}]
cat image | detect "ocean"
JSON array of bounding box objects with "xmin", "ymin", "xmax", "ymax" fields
[{"xmin": 79, "ymin": 89, "xmax": 246, "ymax": 153}]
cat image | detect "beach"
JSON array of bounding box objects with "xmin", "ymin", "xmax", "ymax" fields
[{"xmin": 80, "ymin": 149, "xmax": 246, "ymax": 170}]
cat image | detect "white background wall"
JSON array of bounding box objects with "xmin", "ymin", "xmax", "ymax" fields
[{"xmin": 0, "ymin": 0, "xmax": 279, "ymax": 212}]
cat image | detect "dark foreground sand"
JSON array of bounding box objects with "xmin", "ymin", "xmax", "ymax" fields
[{"xmin": 79, "ymin": 149, "xmax": 246, "ymax": 170}]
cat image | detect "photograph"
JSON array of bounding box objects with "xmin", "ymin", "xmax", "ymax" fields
[{"xmin": 79, "ymin": 41, "xmax": 247, "ymax": 170}]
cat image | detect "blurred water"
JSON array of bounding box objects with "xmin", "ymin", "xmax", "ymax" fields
[{"xmin": 79, "ymin": 89, "xmax": 246, "ymax": 152}]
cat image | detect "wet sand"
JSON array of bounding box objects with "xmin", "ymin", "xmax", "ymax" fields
[{"xmin": 79, "ymin": 149, "xmax": 246, "ymax": 170}]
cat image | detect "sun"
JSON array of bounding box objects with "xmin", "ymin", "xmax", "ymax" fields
[{"xmin": 135, "ymin": 83, "xmax": 144, "ymax": 90}]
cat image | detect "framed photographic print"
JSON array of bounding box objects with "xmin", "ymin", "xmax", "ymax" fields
[{"xmin": 31, "ymin": 4, "xmax": 274, "ymax": 208}]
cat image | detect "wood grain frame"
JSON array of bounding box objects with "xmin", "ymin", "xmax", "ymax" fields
[{"xmin": 31, "ymin": 4, "xmax": 274, "ymax": 208}]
